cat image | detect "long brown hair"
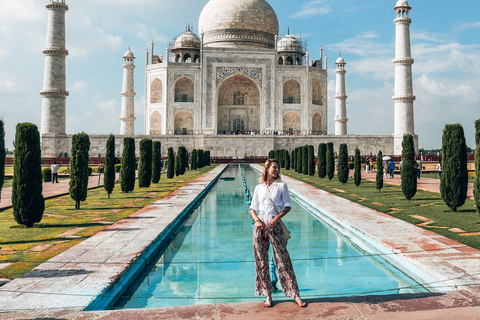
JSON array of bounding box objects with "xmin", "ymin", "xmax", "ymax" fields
[{"xmin": 259, "ymin": 159, "xmax": 282, "ymax": 183}]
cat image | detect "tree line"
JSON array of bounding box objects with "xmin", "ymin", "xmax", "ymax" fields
[{"xmin": 0, "ymin": 122, "xmax": 210, "ymax": 228}]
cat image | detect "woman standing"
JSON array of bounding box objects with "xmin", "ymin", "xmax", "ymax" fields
[{"xmin": 249, "ymin": 159, "xmax": 306, "ymax": 308}]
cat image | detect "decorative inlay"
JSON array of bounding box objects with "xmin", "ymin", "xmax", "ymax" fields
[
  {"xmin": 393, "ymin": 96, "xmax": 416, "ymax": 101},
  {"xmin": 174, "ymin": 74, "xmax": 194, "ymax": 82},
  {"xmin": 174, "ymin": 107, "xmax": 195, "ymax": 115},
  {"xmin": 393, "ymin": 59, "xmax": 415, "ymax": 64},
  {"xmin": 282, "ymin": 76, "xmax": 302, "ymax": 85},
  {"xmin": 216, "ymin": 67, "xmax": 262, "ymax": 86}
]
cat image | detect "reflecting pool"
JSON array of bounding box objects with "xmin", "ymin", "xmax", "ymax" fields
[{"xmin": 113, "ymin": 165, "xmax": 427, "ymax": 309}]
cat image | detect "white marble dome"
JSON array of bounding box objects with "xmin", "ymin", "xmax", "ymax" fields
[
  {"xmin": 174, "ymin": 29, "xmax": 200, "ymax": 50},
  {"xmin": 198, "ymin": 0, "xmax": 279, "ymax": 49},
  {"xmin": 277, "ymin": 34, "xmax": 303, "ymax": 53},
  {"xmin": 395, "ymin": 0, "xmax": 411, "ymax": 8},
  {"xmin": 123, "ymin": 48, "xmax": 135, "ymax": 58},
  {"xmin": 335, "ymin": 56, "xmax": 345, "ymax": 64}
]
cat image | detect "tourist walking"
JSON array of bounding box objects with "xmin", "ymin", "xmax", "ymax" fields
[
  {"xmin": 436, "ymin": 161, "xmax": 442, "ymax": 179},
  {"xmin": 389, "ymin": 159, "xmax": 395, "ymax": 179},
  {"xmin": 51, "ymin": 162, "xmax": 59, "ymax": 183},
  {"xmin": 249, "ymin": 159, "xmax": 306, "ymax": 308}
]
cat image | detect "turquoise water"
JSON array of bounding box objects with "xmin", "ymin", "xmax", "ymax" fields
[{"xmin": 113, "ymin": 165, "xmax": 427, "ymax": 309}]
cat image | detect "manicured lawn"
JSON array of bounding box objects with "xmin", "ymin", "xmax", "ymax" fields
[
  {"xmin": 282, "ymin": 170, "xmax": 480, "ymax": 251},
  {"xmin": 0, "ymin": 165, "xmax": 218, "ymax": 280}
]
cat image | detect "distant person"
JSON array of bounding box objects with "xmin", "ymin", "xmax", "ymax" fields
[
  {"xmin": 399, "ymin": 159, "xmax": 403, "ymax": 173},
  {"xmin": 389, "ymin": 160, "xmax": 395, "ymax": 179},
  {"xmin": 249, "ymin": 159, "xmax": 306, "ymax": 308},
  {"xmin": 436, "ymin": 161, "xmax": 442, "ymax": 179},
  {"xmin": 365, "ymin": 158, "xmax": 370, "ymax": 173},
  {"xmin": 383, "ymin": 161, "xmax": 388, "ymax": 179},
  {"xmin": 98, "ymin": 162, "xmax": 104, "ymax": 186},
  {"xmin": 51, "ymin": 162, "xmax": 59, "ymax": 183},
  {"xmin": 416, "ymin": 157, "xmax": 422, "ymax": 179}
]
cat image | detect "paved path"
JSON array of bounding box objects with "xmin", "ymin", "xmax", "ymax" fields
[
  {"xmin": 359, "ymin": 170, "xmax": 475, "ymax": 199},
  {"xmin": 0, "ymin": 174, "xmax": 107, "ymax": 211}
]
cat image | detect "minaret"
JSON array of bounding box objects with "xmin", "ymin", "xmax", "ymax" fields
[
  {"xmin": 393, "ymin": 0, "xmax": 415, "ymax": 154},
  {"xmin": 40, "ymin": 0, "xmax": 69, "ymax": 136},
  {"xmin": 334, "ymin": 55, "xmax": 348, "ymax": 135},
  {"xmin": 120, "ymin": 48, "xmax": 136, "ymax": 135}
]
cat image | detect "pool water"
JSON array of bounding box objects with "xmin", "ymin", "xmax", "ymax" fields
[{"xmin": 113, "ymin": 165, "xmax": 427, "ymax": 309}]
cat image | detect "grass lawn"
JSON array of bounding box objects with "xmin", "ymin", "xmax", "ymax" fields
[
  {"xmin": 0, "ymin": 165, "xmax": 218, "ymax": 280},
  {"xmin": 282, "ymin": 170, "xmax": 480, "ymax": 251}
]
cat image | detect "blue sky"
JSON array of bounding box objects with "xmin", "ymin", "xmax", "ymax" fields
[{"xmin": 0, "ymin": 0, "xmax": 479, "ymax": 151}]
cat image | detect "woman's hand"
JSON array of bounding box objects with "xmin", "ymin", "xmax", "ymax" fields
[
  {"xmin": 266, "ymin": 217, "xmax": 277, "ymax": 229},
  {"xmin": 254, "ymin": 220, "xmax": 264, "ymax": 230}
]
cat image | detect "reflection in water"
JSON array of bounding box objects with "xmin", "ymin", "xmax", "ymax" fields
[{"xmin": 113, "ymin": 165, "xmax": 426, "ymax": 309}]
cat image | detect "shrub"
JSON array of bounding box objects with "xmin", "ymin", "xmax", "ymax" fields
[
  {"xmin": 302, "ymin": 146, "xmax": 308, "ymax": 175},
  {"xmin": 152, "ymin": 141, "xmax": 162, "ymax": 183},
  {"xmin": 12, "ymin": 123, "xmax": 44, "ymax": 227},
  {"xmin": 376, "ymin": 150, "xmax": 384, "ymax": 192},
  {"xmin": 139, "ymin": 138, "xmax": 153, "ymax": 187},
  {"xmin": 205, "ymin": 150, "xmax": 211, "ymax": 166},
  {"xmin": 296, "ymin": 148, "xmax": 301, "ymax": 173},
  {"xmin": 167, "ymin": 147, "xmax": 175, "ymax": 179},
  {"xmin": 475, "ymin": 145, "xmax": 480, "ymax": 214},
  {"xmin": 326, "ymin": 142, "xmax": 334, "ymax": 180},
  {"xmin": 88, "ymin": 167, "xmax": 93, "ymax": 176},
  {"xmin": 401, "ymin": 134, "xmax": 417, "ymax": 200},
  {"xmin": 291, "ymin": 148, "xmax": 296, "ymax": 170},
  {"xmin": 120, "ymin": 137, "xmax": 136, "ymax": 192},
  {"xmin": 43, "ymin": 168, "xmax": 52, "ymax": 182},
  {"xmin": 191, "ymin": 149, "xmax": 197, "ymax": 170},
  {"xmin": 178, "ymin": 147, "xmax": 186, "ymax": 175},
  {"xmin": 197, "ymin": 149, "xmax": 204, "ymax": 169},
  {"xmin": 115, "ymin": 164, "xmax": 121, "ymax": 173},
  {"xmin": 104, "ymin": 135, "xmax": 116, "ymax": 198},
  {"xmin": 69, "ymin": 132, "xmax": 91, "ymax": 210},
  {"xmin": 0, "ymin": 119, "xmax": 4, "ymax": 202},
  {"xmin": 285, "ymin": 150, "xmax": 290, "ymax": 170},
  {"xmin": 317, "ymin": 143, "xmax": 326, "ymax": 179},
  {"xmin": 441, "ymin": 124, "xmax": 468, "ymax": 212},
  {"xmin": 354, "ymin": 148, "xmax": 361, "ymax": 187},
  {"xmin": 476, "ymin": 119, "xmax": 480, "ymax": 146},
  {"xmin": 348, "ymin": 162, "xmax": 354, "ymax": 170},
  {"xmin": 337, "ymin": 143, "xmax": 349, "ymax": 184},
  {"xmin": 269, "ymin": 150, "xmax": 275, "ymax": 159}
]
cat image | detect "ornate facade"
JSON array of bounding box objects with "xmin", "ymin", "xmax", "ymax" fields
[{"xmin": 145, "ymin": 0, "xmax": 328, "ymax": 137}]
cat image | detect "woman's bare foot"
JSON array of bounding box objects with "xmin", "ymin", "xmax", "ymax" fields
[
  {"xmin": 264, "ymin": 295, "xmax": 272, "ymax": 308},
  {"xmin": 294, "ymin": 295, "xmax": 307, "ymax": 307}
]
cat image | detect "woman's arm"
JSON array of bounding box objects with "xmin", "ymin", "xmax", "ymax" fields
[{"xmin": 250, "ymin": 209, "xmax": 264, "ymax": 230}]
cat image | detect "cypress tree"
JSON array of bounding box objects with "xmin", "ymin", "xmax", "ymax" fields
[
  {"xmin": 178, "ymin": 147, "xmax": 186, "ymax": 175},
  {"xmin": 121, "ymin": 137, "xmax": 136, "ymax": 192},
  {"xmin": 440, "ymin": 124, "xmax": 468, "ymax": 212},
  {"xmin": 326, "ymin": 142, "xmax": 334, "ymax": 180},
  {"xmin": 139, "ymin": 138, "xmax": 152, "ymax": 187},
  {"xmin": 197, "ymin": 149, "xmax": 204, "ymax": 168},
  {"xmin": 308, "ymin": 145, "xmax": 315, "ymax": 176},
  {"xmin": 152, "ymin": 141, "xmax": 162, "ymax": 183},
  {"xmin": 297, "ymin": 147, "xmax": 302, "ymax": 174},
  {"xmin": 167, "ymin": 147, "xmax": 175, "ymax": 178},
  {"xmin": 285, "ymin": 150, "xmax": 290, "ymax": 170},
  {"xmin": 280, "ymin": 149, "xmax": 285, "ymax": 168},
  {"xmin": 104, "ymin": 135, "xmax": 116, "ymax": 198},
  {"xmin": 354, "ymin": 148, "xmax": 361, "ymax": 187},
  {"xmin": 191, "ymin": 149, "xmax": 197, "ymax": 170},
  {"xmin": 475, "ymin": 119, "xmax": 480, "ymax": 146},
  {"xmin": 184, "ymin": 148, "xmax": 190, "ymax": 170},
  {"xmin": 475, "ymin": 144, "xmax": 480, "ymax": 214},
  {"xmin": 268, "ymin": 150, "xmax": 275, "ymax": 159},
  {"xmin": 0, "ymin": 120, "xmax": 4, "ymax": 202},
  {"xmin": 291, "ymin": 148, "xmax": 296, "ymax": 170},
  {"xmin": 318, "ymin": 143, "xmax": 326, "ymax": 178},
  {"xmin": 274, "ymin": 149, "xmax": 279, "ymax": 162},
  {"xmin": 302, "ymin": 146, "xmax": 308, "ymax": 175},
  {"xmin": 12, "ymin": 123, "xmax": 44, "ymax": 227},
  {"xmin": 69, "ymin": 132, "xmax": 91, "ymax": 210},
  {"xmin": 401, "ymin": 134, "xmax": 417, "ymax": 200},
  {"xmin": 175, "ymin": 154, "xmax": 180, "ymax": 176},
  {"xmin": 476, "ymin": 120, "xmax": 480, "ymax": 213},
  {"xmin": 376, "ymin": 150, "xmax": 384, "ymax": 192},
  {"xmin": 338, "ymin": 143, "xmax": 349, "ymax": 184},
  {"xmin": 205, "ymin": 150, "xmax": 211, "ymax": 166}
]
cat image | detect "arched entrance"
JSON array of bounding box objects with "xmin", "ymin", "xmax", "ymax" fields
[
  {"xmin": 174, "ymin": 110, "xmax": 194, "ymax": 135},
  {"xmin": 217, "ymin": 74, "xmax": 260, "ymax": 134},
  {"xmin": 283, "ymin": 111, "xmax": 301, "ymax": 135},
  {"xmin": 312, "ymin": 112, "xmax": 323, "ymax": 135},
  {"xmin": 150, "ymin": 111, "xmax": 162, "ymax": 135}
]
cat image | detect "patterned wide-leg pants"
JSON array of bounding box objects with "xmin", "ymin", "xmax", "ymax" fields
[{"xmin": 253, "ymin": 222, "xmax": 300, "ymax": 297}]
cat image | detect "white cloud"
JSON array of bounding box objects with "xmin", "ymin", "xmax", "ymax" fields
[
  {"xmin": 71, "ymin": 81, "xmax": 88, "ymax": 91},
  {"xmin": 290, "ymin": 1, "xmax": 331, "ymax": 19}
]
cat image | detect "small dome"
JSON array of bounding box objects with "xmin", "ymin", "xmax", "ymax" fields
[
  {"xmin": 395, "ymin": 0, "xmax": 411, "ymax": 8},
  {"xmin": 174, "ymin": 29, "xmax": 201, "ymax": 50},
  {"xmin": 277, "ymin": 34, "xmax": 303, "ymax": 53},
  {"xmin": 335, "ymin": 56, "xmax": 345, "ymax": 64},
  {"xmin": 123, "ymin": 48, "xmax": 135, "ymax": 58}
]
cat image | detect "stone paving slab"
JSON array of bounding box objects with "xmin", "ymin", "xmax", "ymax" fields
[{"xmin": 0, "ymin": 165, "xmax": 228, "ymax": 312}]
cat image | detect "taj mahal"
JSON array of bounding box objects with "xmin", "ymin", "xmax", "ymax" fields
[{"xmin": 40, "ymin": 0, "xmax": 418, "ymax": 158}]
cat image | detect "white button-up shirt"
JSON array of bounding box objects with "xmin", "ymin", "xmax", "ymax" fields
[{"xmin": 249, "ymin": 181, "xmax": 292, "ymax": 225}]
